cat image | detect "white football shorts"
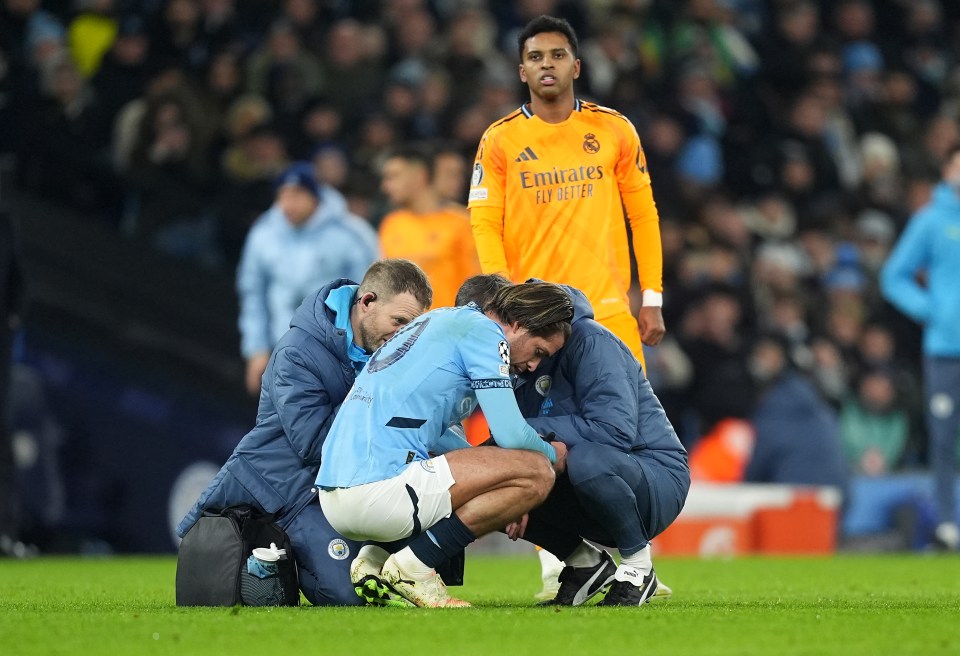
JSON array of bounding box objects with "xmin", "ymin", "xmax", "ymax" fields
[{"xmin": 318, "ymin": 456, "xmax": 455, "ymax": 542}]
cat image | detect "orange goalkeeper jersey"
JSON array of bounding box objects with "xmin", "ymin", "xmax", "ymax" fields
[
  {"xmin": 468, "ymin": 99, "xmax": 662, "ymax": 321},
  {"xmin": 379, "ymin": 204, "xmax": 480, "ymax": 309}
]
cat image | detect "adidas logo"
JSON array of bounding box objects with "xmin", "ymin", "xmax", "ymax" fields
[{"xmin": 515, "ymin": 147, "xmax": 539, "ymax": 162}]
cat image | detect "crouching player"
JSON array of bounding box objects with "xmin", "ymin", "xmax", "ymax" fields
[
  {"xmin": 461, "ymin": 275, "xmax": 689, "ymax": 606},
  {"xmin": 316, "ymin": 282, "xmax": 574, "ymax": 607}
]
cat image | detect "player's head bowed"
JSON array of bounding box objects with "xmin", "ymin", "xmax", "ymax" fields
[{"xmin": 487, "ymin": 281, "xmax": 574, "ymax": 341}]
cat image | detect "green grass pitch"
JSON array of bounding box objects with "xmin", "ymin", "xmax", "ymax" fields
[{"xmin": 2, "ymin": 555, "xmax": 959, "ymax": 655}]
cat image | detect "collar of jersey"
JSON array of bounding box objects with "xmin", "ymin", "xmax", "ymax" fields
[{"xmin": 521, "ymin": 98, "xmax": 582, "ymax": 119}]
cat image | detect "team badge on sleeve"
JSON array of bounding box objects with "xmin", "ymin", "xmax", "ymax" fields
[
  {"xmin": 471, "ymin": 162, "xmax": 484, "ymax": 186},
  {"xmin": 498, "ymin": 340, "xmax": 510, "ymax": 365}
]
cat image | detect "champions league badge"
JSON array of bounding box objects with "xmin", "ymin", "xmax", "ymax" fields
[
  {"xmin": 535, "ymin": 375, "xmax": 552, "ymax": 397},
  {"xmin": 498, "ymin": 340, "xmax": 510, "ymax": 365},
  {"xmin": 472, "ymin": 162, "xmax": 484, "ymax": 186}
]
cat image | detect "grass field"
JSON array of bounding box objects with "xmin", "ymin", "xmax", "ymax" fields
[{"xmin": 2, "ymin": 555, "xmax": 959, "ymax": 655}]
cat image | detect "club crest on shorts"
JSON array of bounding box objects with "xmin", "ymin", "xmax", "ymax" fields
[
  {"xmin": 498, "ymin": 340, "xmax": 510, "ymax": 365},
  {"xmin": 931, "ymin": 393, "xmax": 954, "ymax": 419},
  {"xmin": 583, "ymin": 133, "xmax": 600, "ymax": 154},
  {"xmin": 420, "ymin": 459, "xmax": 436, "ymax": 473},
  {"xmin": 328, "ymin": 538, "xmax": 350, "ymax": 560},
  {"xmin": 535, "ymin": 375, "xmax": 552, "ymax": 397}
]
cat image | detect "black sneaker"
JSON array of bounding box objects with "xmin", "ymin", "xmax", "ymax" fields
[
  {"xmin": 600, "ymin": 569, "xmax": 659, "ymax": 606},
  {"xmin": 537, "ymin": 550, "xmax": 617, "ymax": 606}
]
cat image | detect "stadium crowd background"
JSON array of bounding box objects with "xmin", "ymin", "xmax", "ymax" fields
[{"xmin": 3, "ymin": 0, "xmax": 960, "ymax": 504}]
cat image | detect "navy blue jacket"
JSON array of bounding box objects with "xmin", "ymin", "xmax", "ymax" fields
[
  {"xmin": 745, "ymin": 372, "xmax": 848, "ymax": 492},
  {"xmin": 515, "ymin": 286, "xmax": 688, "ymax": 480},
  {"xmin": 177, "ymin": 279, "xmax": 360, "ymax": 537}
]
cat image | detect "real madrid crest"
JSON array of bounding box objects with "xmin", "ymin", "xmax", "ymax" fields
[{"xmin": 583, "ymin": 133, "xmax": 600, "ymax": 154}]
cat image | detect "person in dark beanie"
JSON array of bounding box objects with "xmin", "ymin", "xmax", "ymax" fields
[{"xmin": 236, "ymin": 162, "xmax": 379, "ymax": 394}]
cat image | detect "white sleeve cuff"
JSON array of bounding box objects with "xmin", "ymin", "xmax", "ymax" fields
[{"xmin": 642, "ymin": 289, "xmax": 663, "ymax": 308}]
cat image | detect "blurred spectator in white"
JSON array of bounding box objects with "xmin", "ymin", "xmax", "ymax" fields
[
  {"xmin": 857, "ymin": 132, "xmax": 904, "ymax": 217},
  {"xmin": 740, "ymin": 193, "xmax": 796, "ymax": 241},
  {"xmin": 237, "ymin": 162, "xmax": 379, "ymax": 395}
]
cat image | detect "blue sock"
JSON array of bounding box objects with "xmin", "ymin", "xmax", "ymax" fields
[{"xmin": 408, "ymin": 514, "xmax": 476, "ymax": 569}]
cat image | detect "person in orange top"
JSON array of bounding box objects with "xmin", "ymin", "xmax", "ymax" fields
[
  {"xmin": 379, "ymin": 144, "xmax": 481, "ymax": 309},
  {"xmin": 468, "ymin": 15, "xmax": 665, "ymax": 369}
]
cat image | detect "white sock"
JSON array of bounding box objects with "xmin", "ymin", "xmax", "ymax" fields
[
  {"xmin": 357, "ymin": 544, "xmax": 389, "ymax": 570},
  {"xmin": 617, "ymin": 544, "xmax": 652, "ymax": 581},
  {"xmin": 392, "ymin": 546, "xmax": 435, "ymax": 580},
  {"xmin": 538, "ymin": 548, "xmax": 564, "ymax": 579},
  {"xmin": 565, "ymin": 541, "xmax": 603, "ymax": 568}
]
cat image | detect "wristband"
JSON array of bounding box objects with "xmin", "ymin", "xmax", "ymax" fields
[{"xmin": 642, "ymin": 289, "xmax": 663, "ymax": 308}]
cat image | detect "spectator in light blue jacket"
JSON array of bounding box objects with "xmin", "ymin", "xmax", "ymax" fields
[
  {"xmin": 237, "ymin": 162, "xmax": 380, "ymax": 394},
  {"xmin": 881, "ymin": 145, "xmax": 960, "ymax": 550}
]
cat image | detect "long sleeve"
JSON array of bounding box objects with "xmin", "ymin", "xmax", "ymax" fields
[
  {"xmin": 880, "ymin": 212, "xmax": 933, "ymax": 324},
  {"xmin": 470, "ymin": 205, "xmax": 509, "ymax": 275},
  {"xmin": 475, "ymin": 386, "xmax": 556, "ymax": 463},
  {"xmin": 272, "ymin": 347, "xmax": 338, "ymax": 465},
  {"xmin": 623, "ymin": 184, "xmax": 663, "ymax": 294}
]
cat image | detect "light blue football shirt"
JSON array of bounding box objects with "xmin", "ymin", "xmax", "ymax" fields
[{"xmin": 317, "ymin": 304, "xmax": 556, "ymax": 488}]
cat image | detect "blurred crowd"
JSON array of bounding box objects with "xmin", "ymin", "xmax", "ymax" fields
[{"xmin": 3, "ymin": 0, "xmax": 960, "ymax": 483}]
